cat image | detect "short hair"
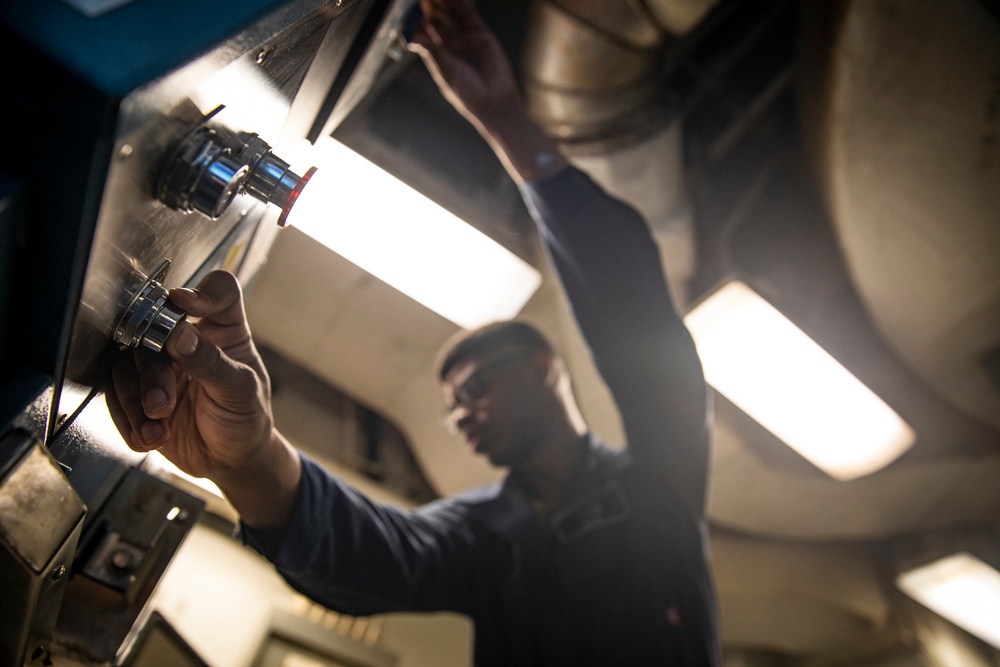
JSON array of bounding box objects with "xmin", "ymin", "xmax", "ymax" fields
[{"xmin": 436, "ymin": 320, "xmax": 556, "ymax": 381}]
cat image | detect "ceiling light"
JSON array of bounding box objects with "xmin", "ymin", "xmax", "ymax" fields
[
  {"xmin": 282, "ymin": 137, "xmax": 542, "ymax": 330},
  {"xmin": 683, "ymin": 280, "xmax": 915, "ymax": 480},
  {"xmin": 897, "ymin": 552, "xmax": 1000, "ymax": 649}
]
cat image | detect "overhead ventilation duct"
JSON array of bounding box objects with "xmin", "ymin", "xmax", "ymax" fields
[
  {"xmin": 521, "ymin": 0, "xmax": 667, "ymax": 150},
  {"xmin": 520, "ymin": 0, "xmax": 719, "ymax": 151},
  {"xmin": 801, "ymin": 0, "xmax": 1000, "ymax": 430},
  {"xmin": 520, "ymin": 0, "xmax": 720, "ymax": 305}
]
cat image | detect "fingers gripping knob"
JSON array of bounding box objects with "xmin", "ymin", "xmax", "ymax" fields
[
  {"xmin": 174, "ymin": 324, "xmax": 198, "ymax": 357},
  {"xmin": 113, "ymin": 260, "xmax": 187, "ymax": 353}
]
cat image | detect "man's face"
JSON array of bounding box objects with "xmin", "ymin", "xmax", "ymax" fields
[{"xmin": 441, "ymin": 351, "xmax": 550, "ymax": 468}]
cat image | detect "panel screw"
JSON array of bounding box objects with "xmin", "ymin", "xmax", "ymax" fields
[{"xmin": 109, "ymin": 549, "xmax": 135, "ymax": 573}]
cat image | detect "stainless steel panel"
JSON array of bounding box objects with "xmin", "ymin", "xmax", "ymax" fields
[
  {"xmin": 0, "ymin": 1, "xmax": 409, "ymax": 664},
  {"xmin": 63, "ymin": 3, "xmax": 345, "ymax": 389}
]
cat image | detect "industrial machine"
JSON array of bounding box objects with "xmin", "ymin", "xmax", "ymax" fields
[{"xmin": 0, "ymin": 0, "xmax": 412, "ymax": 663}]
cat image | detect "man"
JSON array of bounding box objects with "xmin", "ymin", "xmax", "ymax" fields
[{"xmin": 108, "ymin": 0, "xmax": 720, "ymax": 663}]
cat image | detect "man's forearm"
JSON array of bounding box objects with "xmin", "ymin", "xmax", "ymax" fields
[
  {"xmin": 213, "ymin": 429, "xmax": 302, "ymax": 529},
  {"xmin": 471, "ymin": 96, "xmax": 568, "ymax": 184}
]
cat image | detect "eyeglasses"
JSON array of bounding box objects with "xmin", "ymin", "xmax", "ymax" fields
[{"xmin": 441, "ymin": 350, "xmax": 527, "ymax": 435}]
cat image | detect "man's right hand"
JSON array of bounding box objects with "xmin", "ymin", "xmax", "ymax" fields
[
  {"xmin": 409, "ymin": 0, "xmax": 521, "ymax": 131},
  {"xmin": 106, "ymin": 270, "xmax": 301, "ymax": 528},
  {"xmin": 409, "ymin": 0, "xmax": 568, "ymax": 183}
]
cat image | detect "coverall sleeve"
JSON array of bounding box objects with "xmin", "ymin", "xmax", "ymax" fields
[
  {"xmin": 240, "ymin": 453, "xmax": 509, "ymax": 616},
  {"xmin": 519, "ymin": 167, "xmax": 712, "ymax": 513}
]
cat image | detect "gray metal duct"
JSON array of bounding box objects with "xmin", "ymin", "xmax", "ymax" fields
[
  {"xmin": 521, "ymin": 0, "xmax": 666, "ymax": 150},
  {"xmin": 802, "ymin": 0, "xmax": 1000, "ymax": 431},
  {"xmin": 519, "ymin": 0, "xmax": 719, "ymax": 307},
  {"xmin": 520, "ymin": 0, "xmax": 718, "ymax": 151}
]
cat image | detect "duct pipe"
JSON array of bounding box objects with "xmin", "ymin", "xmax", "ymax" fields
[
  {"xmin": 520, "ymin": 0, "xmax": 667, "ymax": 150},
  {"xmin": 520, "ymin": 0, "xmax": 719, "ymax": 306},
  {"xmin": 520, "ymin": 0, "xmax": 718, "ymax": 151}
]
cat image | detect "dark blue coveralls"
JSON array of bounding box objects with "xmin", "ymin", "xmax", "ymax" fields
[{"xmin": 243, "ymin": 166, "xmax": 720, "ymax": 666}]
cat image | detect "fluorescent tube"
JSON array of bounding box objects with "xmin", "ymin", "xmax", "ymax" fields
[
  {"xmin": 897, "ymin": 552, "xmax": 1000, "ymax": 649},
  {"xmin": 684, "ymin": 280, "xmax": 915, "ymax": 480},
  {"xmin": 283, "ymin": 137, "xmax": 541, "ymax": 330}
]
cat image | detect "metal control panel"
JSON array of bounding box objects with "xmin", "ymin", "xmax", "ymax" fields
[{"xmin": 0, "ymin": 0, "xmax": 416, "ymax": 663}]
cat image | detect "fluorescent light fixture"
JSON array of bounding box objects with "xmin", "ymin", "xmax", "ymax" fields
[
  {"xmin": 282, "ymin": 137, "xmax": 542, "ymax": 329},
  {"xmin": 897, "ymin": 552, "xmax": 1000, "ymax": 649},
  {"xmin": 683, "ymin": 280, "xmax": 915, "ymax": 480}
]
